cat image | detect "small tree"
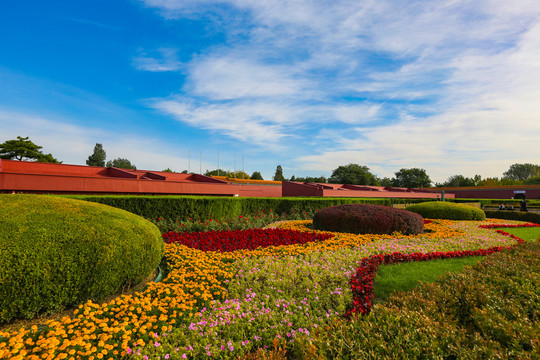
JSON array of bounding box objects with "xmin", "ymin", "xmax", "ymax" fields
[
  {"xmin": 106, "ymin": 158, "xmax": 136, "ymax": 170},
  {"xmin": 273, "ymin": 165, "xmax": 285, "ymax": 181},
  {"xmin": 503, "ymin": 163, "xmax": 540, "ymax": 181},
  {"xmin": 86, "ymin": 143, "xmax": 106, "ymax": 167},
  {"xmin": 251, "ymin": 171, "xmax": 264, "ymax": 180},
  {"xmin": 392, "ymin": 168, "xmax": 432, "ymax": 188},
  {"xmin": 328, "ymin": 164, "xmax": 378, "ymax": 185},
  {"xmin": 0, "ymin": 136, "xmax": 61, "ymax": 163}
]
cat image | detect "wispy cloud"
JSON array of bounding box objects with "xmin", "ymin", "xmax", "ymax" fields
[{"xmin": 133, "ymin": 48, "xmax": 183, "ymax": 72}]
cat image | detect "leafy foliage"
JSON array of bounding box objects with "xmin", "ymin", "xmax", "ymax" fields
[
  {"xmin": 86, "ymin": 143, "xmax": 106, "ymax": 167},
  {"xmin": 106, "ymin": 157, "xmax": 137, "ymax": 169},
  {"xmin": 205, "ymin": 169, "xmax": 251, "ymax": 179},
  {"xmin": 503, "ymin": 162, "xmax": 540, "ymax": 181},
  {"xmin": 313, "ymin": 204, "xmax": 424, "ymax": 235},
  {"xmin": 406, "ymin": 201, "xmax": 486, "ymax": 220},
  {"xmin": 328, "ymin": 164, "xmax": 378, "ymax": 185},
  {"xmin": 273, "ymin": 165, "xmax": 285, "ymax": 181},
  {"xmin": 392, "ymin": 167, "xmax": 431, "ymax": 188},
  {"xmin": 289, "ymin": 175, "xmax": 327, "ymax": 183},
  {"xmin": 0, "ymin": 136, "xmax": 61, "ymax": 163},
  {"xmin": 0, "ymin": 195, "xmax": 163, "ymax": 324},
  {"xmin": 250, "ymin": 171, "xmax": 264, "ymax": 180}
]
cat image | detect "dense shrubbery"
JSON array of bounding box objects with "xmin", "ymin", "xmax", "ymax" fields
[
  {"xmin": 0, "ymin": 194, "xmax": 163, "ymax": 324},
  {"xmin": 484, "ymin": 210, "xmax": 540, "ymax": 223},
  {"xmin": 406, "ymin": 201, "xmax": 486, "ymax": 220},
  {"xmin": 62, "ymin": 195, "xmax": 426, "ymax": 221},
  {"xmin": 313, "ymin": 204, "xmax": 424, "ymax": 235}
]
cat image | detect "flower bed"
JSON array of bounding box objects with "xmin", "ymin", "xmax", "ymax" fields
[{"xmin": 0, "ymin": 219, "xmax": 530, "ymax": 359}]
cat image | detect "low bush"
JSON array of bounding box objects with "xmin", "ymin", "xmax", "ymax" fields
[
  {"xmin": 406, "ymin": 201, "xmax": 486, "ymax": 220},
  {"xmin": 484, "ymin": 210, "xmax": 540, "ymax": 223},
  {"xmin": 312, "ymin": 204, "xmax": 424, "ymax": 235},
  {"xmin": 0, "ymin": 194, "xmax": 164, "ymax": 324}
]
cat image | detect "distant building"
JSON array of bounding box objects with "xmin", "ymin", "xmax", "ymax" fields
[
  {"xmin": 282, "ymin": 181, "xmax": 451, "ymax": 199},
  {"xmin": 0, "ymin": 159, "xmax": 281, "ymax": 197},
  {"xmin": 436, "ymin": 185, "xmax": 540, "ymax": 200}
]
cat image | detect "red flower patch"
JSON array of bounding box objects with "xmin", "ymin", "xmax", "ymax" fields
[{"xmin": 162, "ymin": 228, "xmax": 333, "ymax": 252}]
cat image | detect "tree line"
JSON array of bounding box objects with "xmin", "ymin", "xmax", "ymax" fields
[{"xmin": 1, "ymin": 137, "xmax": 539, "ymax": 187}]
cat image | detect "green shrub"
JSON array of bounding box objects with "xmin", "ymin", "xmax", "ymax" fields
[
  {"xmin": 406, "ymin": 201, "xmax": 486, "ymax": 220},
  {"xmin": 0, "ymin": 194, "xmax": 164, "ymax": 324},
  {"xmin": 484, "ymin": 210, "xmax": 540, "ymax": 224},
  {"xmin": 312, "ymin": 204, "xmax": 424, "ymax": 235},
  {"xmin": 60, "ymin": 195, "xmax": 401, "ymax": 221}
]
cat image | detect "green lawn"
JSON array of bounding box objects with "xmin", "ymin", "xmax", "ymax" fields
[
  {"xmin": 373, "ymin": 256, "xmax": 484, "ymax": 301},
  {"xmin": 502, "ymin": 226, "xmax": 540, "ymax": 242}
]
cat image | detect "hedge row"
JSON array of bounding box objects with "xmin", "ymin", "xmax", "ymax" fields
[
  {"xmin": 484, "ymin": 210, "xmax": 540, "ymax": 223},
  {"xmin": 58, "ymin": 195, "xmax": 427, "ymax": 221},
  {"xmin": 301, "ymin": 240, "xmax": 539, "ymax": 359},
  {"xmin": 405, "ymin": 201, "xmax": 486, "ymax": 221}
]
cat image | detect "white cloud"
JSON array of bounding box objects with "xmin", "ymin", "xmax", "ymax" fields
[{"xmin": 133, "ymin": 48, "xmax": 183, "ymax": 72}]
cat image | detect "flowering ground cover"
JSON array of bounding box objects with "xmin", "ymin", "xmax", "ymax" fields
[{"xmin": 0, "ymin": 218, "xmax": 534, "ymax": 359}]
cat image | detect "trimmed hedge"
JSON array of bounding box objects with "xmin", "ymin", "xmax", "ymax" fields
[
  {"xmin": 0, "ymin": 195, "xmax": 164, "ymax": 324},
  {"xmin": 59, "ymin": 195, "xmax": 428, "ymax": 221},
  {"xmin": 313, "ymin": 204, "xmax": 424, "ymax": 235},
  {"xmin": 301, "ymin": 240, "xmax": 540, "ymax": 359},
  {"xmin": 406, "ymin": 201, "xmax": 486, "ymax": 220},
  {"xmin": 484, "ymin": 210, "xmax": 540, "ymax": 223}
]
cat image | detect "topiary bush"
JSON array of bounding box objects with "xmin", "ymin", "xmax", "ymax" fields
[
  {"xmin": 0, "ymin": 194, "xmax": 164, "ymax": 324},
  {"xmin": 406, "ymin": 201, "xmax": 486, "ymax": 221},
  {"xmin": 312, "ymin": 204, "xmax": 424, "ymax": 235}
]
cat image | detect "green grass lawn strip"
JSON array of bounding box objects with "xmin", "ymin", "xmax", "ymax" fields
[
  {"xmin": 373, "ymin": 256, "xmax": 484, "ymax": 301},
  {"xmin": 500, "ymin": 226, "xmax": 540, "ymax": 242}
]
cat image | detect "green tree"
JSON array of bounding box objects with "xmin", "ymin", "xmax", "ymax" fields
[
  {"xmin": 86, "ymin": 143, "xmax": 106, "ymax": 167},
  {"xmin": 106, "ymin": 158, "xmax": 136, "ymax": 170},
  {"xmin": 392, "ymin": 168, "xmax": 432, "ymax": 188},
  {"xmin": 251, "ymin": 171, "xmax": 264, "ymax": 180},
  {"xmin": 523, "ymin": 175, "xmax": 540, "ymax": 185},
  {"xmin": 328, "ymin": 164, "xmax": 378, "ymax": 185},
  {"xmin": 503, "ymin": 163, "xmax": 540, "ymax": 181},
  {"xmin": 162, "ymin": 168, "xmax": 175, "ymax": 173},
  {"xmin": 436, "ymin": 175, "xmax": 477, "ymax": 187},
  {"xmin": 0, "ymin": 136, "xmax": 61, "ymax": 163},
  {"xmin": 273, "ymin": 165, "xmax": 285, "ymax": 181},
  {"xmin": 291, "ymin": 175, "xmax": 327, "ymax": 183},
  {"xmin": 379, "ymin": 177, "xmax": 393, "ymax": 187}
]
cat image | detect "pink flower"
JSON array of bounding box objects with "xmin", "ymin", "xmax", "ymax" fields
[{"xmin": 182, "ymin": 354, "xmax": 187, "ymax": 359}]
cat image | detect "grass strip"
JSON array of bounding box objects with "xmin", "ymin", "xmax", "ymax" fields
[
  {"xmin": 373, "ymin": 256, "xmax": 484, "ymax": 301},
  {"xmin": 500, "ymin": 226, "xmax": 540, "ymax": 242}
]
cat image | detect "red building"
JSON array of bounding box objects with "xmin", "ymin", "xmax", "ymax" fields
[
  {"xmin": 0, "ymin": 159, "xmax": 281, "ymax": 197},
  {"xmin": 437, "ymin": 185, "xmax": 540, "ymax": 200},
  {"xmin": 282, "ymin": 181, "xmax": 452, "ymax": 199}
]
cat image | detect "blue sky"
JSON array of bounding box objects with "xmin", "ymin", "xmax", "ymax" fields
[{"xmin": 1, "ymin": 0, "xmax": 539, "ymax": 183}]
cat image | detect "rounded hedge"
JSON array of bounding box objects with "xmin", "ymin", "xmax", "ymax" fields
[
  {"xmin": 405, "ymin": 201, "xmax": 486, "ymax": 221},
  {"xmin": 0, "ymin": 194, "xmax": 164, "ymax": 324},
  {"xmin": 313, "ymin": 204, "xmax": 424, "ymax": 235}
]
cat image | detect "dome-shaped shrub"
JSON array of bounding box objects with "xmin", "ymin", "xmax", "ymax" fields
[
  {"xmin": 0, "ymin": 195, "xmax": 164, "ymax": 324},
  {"xmin": 405, "ymin": 201, "xmax": 486, "ymax": 221},
  {"xmin": 313, "ymin": 204, "xmax": 424, "ymax": 235}
]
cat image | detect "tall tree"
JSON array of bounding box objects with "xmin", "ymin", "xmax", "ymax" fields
[
  {"xmin": 273, "ymin": 165, "xmax": 285, "ymax": 181},
  {"xmin": 503, "ymin": 163, "xmax": 540, "ymax": 181},
  {"xmin": 328, "ymin": 164, "xmax": 378, "ymax": 185},
  {"xmin": 392, "ymin": 168, "xmax": 432, "ymax": 188},
  {"xmin": 437, "ymin": 175, "xmax": 477, "ymax": 187},
  {"xmin": 0, "ymin": 136, "xmax": 61, "ymax": 163},
  {"xmin": 290, "ymin": 175, "xmax": 327, "ymax": 183},
  {"xmin": 251, "ymin": 171, "xmax": 264, "ymax": 180},
  {"xmin": 106, "ymin": 158, "xmax": 136, "ymax": 170},
  {"xmin": 86, "ymin": 143, "xmax": 106, "ymax": 167}
]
